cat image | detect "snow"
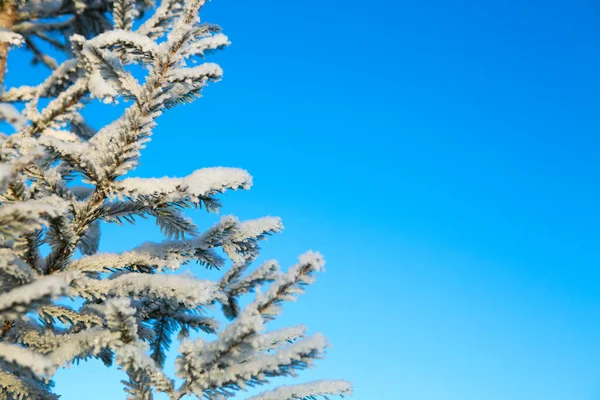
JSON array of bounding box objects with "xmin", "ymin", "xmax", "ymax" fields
[
  {"xmin": 187, "ymin": 33, "xmax": 230, "ymax": 57},
  {"xmin": 86, "ymin": 30, "xmax": 159, "ymax": 59},
  {"xmin": 0, "ymin": 31, "xmax": 24, "ymax": 46},
  {"xmin": 0, "ymin": 163, "xmax": 11, "ymax": 183},
  {"xmin": 176, "ymin": 306, "xmax": 265, "ymax": 380},
  {"xmin": 298, "ymin": 250, "xmax": 326, "ymax": 273},
  {"xmin": 78, "ymin": 273, "xmax": 220, "ymax": 308},
  {"xmin": 0, "ymin": 276, "xmax": 69, "ymax": 318},
  {"xmin": 232, "ymin": 217, "xmax": 284, "ymax": 242},
  {"xmin": 0, "ymin": 249, "xmax": 35, "ymax": 284},
  {"xmin": 0, "ymin": 195, "xmax": 70, "ymax": 221},
  {"xmin": 137, "ymin": 0, "xmax": 185, "ymax": 39},
  {"xmin": 41, "ymin": 128, "xmax": 80, "ymax": 143},
  {"xmin": 167, "ymin": 63, "xmax": 223, "ymax": 83},
  {"xmin": 88, "ymin": 70, "xmax": 118, "ymax": 102},
  {"xmin": 247, "ymin": 380, "xmax": 353, "ymax": 400},
  {"xmin": 221, "ymin": 217, "xmax": 283, "ymax": 262},
  {"xmin": 185, "ymin": 333, "xmax": 329, "ymax": 394},
  {"xmin": 114, "ymin": 344, "xmax": 174, "ymax": 393},
  {"xmin": 39, "ymin": 59, "xmax": 80, "ymax": 97},
  {"xmin": 49, "ymin": 328, "xmax": 117, "ymax": 367},
  {"xmin": 0, "ymin": 370, "xmax": 59, "ymax": 400},
  {"xmin": 0, "ymin": 343, "xmax": 56, "ymax": 379},
  {"xmin": 0, "ymin": 104, "xmax": 26, "ymax": 130},
  {"xmin": 113, "ymin": 0, "xmax": 137, "ymax": 30},
  {"xmin": 226, "ymin": 260, "xmax": 280, "ymax": 296},
  {"xmin": 254, "ymin": 325, "xmax": 307, "ymax": 352},
  {"xmin": 253, "ymin": 251, "xmax": 326, "ymax": 319},
  {"xmin": 103, "ymin": 297, "xmax": 138, "ymax": 339},
  {"xmin": 67, "ymin": 250, "xmax": 182, "ymax": 272},
  {"xmin": 0, "ymin": 0, "xmax": 347, "ymax": 397},
  {"xmin": 113, "ymin": 167, "xmax": 252, "ymax": 203},
  {"xmin": 164, "ymin": 0, "xmax": 206, "ymax": 55}
]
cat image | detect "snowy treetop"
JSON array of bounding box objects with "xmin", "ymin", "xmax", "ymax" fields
[{"xmin": 0, "ymin": 0, "xmax": 351, "ymax": 399}]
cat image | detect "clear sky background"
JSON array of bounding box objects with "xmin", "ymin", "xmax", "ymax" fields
[{"xmin": 5, "ymin": 0, "xmax": 600, "ymax": 399}]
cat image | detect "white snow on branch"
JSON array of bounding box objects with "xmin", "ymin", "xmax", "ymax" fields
[
  {"xmin": 167, "ymin": 63, "xmax": 223, "ymax": 83},
  {"xmin": 247, "ymin": 379, "xmax": 353, "ymax": 400},
  {"xmin": 224, "ymin": 260, "xmax": 280, "ymax": 296},
  {"xmin": 0, "ymin": 248, "xmax": 35, "ymax": 284},
  {"xmin": 0, "ymin": 276, "xmax": 71, "ymax": 318},
  {"xmin": 37, "ymin": 134, "xmax": 89, "ymax": 170},
  {"xmin": 66, "ymin": 250, "xmax": 182, "ymax": 272},
  {"xmin": 0, "ymin": 195, "xmax": 71, "ymax": 240},
  {"xmin": 222, "ymin": 217, "xmax": 283, "ymax": 263},
  {"xmin": 185, "ymin": 33, "xmax": 230, "ymax": 58},
  {"xmin": 77, "ymin": 273, "xmax": 220, "ymax": 308},
  {"xmin": 114, "ymin": 344, "xmax": 175, "ymax": 393},
  {"xmin": 184, "ymin": 333, "xmax": 329, "ymax": 394},
  {"xmin": 0, "ymin": 1, "xmax": 348, "ymax": 398},
  {"xmin": 85, "ymin": 30, "xmax": 159, "ymax": 60},
  {"xmin": 88, "ymin": 70, "xmax": 119, "ymax": 102},
  {"xmin": 178, "ymin": 306, "xmax": 264, "ymax": 371},
  {"xmin": 137, "ymin": 0, "xmax": 184, "ymax": 40},
  {"xmin": 0, "ymin": 104, "xmax": 26, "ymax": 130},
  {"xmin": 254, "ymin": 251, "xmax": 326, "ymax": 319},
  {"xmin": 112, "ymin": 167, "xmax": 252, "ymax": 203},
  {"xmin": 253, "ymin": 325, "xmax": 307, "ymax": 352},
  {"xmin": 83, "ymin": 46, "xmax": 143, "ymax": 103},
  {"xmin": 41, "ymin": 128, "xmax": 81, "ymax": 143},
  {"xmin": 0, "ymin": 163, "xmax": 11, "ymax": 184},
  {"xmin": 49, "ymin": 328, "xmax": 117, "ymax": 367},
  {"xmin": 103, "ymin": 297, "xmax": 139, "ymax": 341},
  {"xmin": 0, "ymin": 31, "xmax": 24, "ymax": 46},
  {"xmin": 297, "ymin": 251, "xmax": 326, "ymax": 273},
  {"xmin": 0, "ymin": 343, "xmax": 56, "ymax": 379},
  {"xmin": 163, "ymin": 0, "xmax": 206, "ymax": 55},
  {"xmin": 0, "ymin": 370, "xmax": 59, "ymax": 400},
  {"xmin": 232, "ymin": 217, "xmax": 283, "ymax": 242}
]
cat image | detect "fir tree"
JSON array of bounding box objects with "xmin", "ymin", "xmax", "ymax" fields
[{"xmin": 0, "ymin": 1, "xmax": 352, "ymax": 399}]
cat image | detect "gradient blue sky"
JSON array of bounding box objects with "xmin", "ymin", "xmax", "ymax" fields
[{"xmin": 6, "ymin": 0, "xmax": 600, "ymax": 399}]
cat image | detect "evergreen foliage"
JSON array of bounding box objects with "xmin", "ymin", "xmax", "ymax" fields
[{"xmin": 0, "ymin": 1, "xmax": 352, "ymax": 399}]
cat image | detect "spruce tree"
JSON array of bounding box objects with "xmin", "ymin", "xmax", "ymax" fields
[{"xmin": 0, "ymin": 1, "xmax": 352, "ymax": 399}]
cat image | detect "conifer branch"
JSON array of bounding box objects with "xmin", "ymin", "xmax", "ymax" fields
[{"xmin": 0, "ymin": 1, "xmax": 351, "ymax": 398}]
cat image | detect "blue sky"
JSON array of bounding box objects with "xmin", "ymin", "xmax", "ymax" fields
[{"xmin": 6, "ymin": 0, "xmax": 600, "ymax": 399}]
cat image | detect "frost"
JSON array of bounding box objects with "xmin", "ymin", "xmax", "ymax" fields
[
  {"xmin": 0, "ymin": 163, "xmax": 11, "ymax": 183},
  {"xmin": 0, "ymin": 31, "xmax": 24, "ymax": 46},
  {"xmin": 0, "ymin": 0, "xmax": 349, "ymax": 398},
  {"xmin": 0, "ymin": 276, "xmax": 70, "ymax": 319},
  {"xmin": 167, "ymin": 63, "xmax": 223, "ymax": 83},
  {"xmin": 67, "ymin": 250, "xmax": 182, "ymax": 272},
  {"xmin": 186, "ymin": 33, "xmax": 230, "ymax": 58},
  {"xmin": 88, "ymin": 70, "xmax": 119, "ymax": 102},
  {"xmin": 183, "ymin": 333, "xmax": 329, "ymax": 395},
  {"xmin": 233, "ymin": 217, "xmax": 283, "ymax": 242},
  {"xmin": 49, "ymin": 328, "xmax": 117, "ymax": 367},
  {"xmin": 254, "ymin": 325, "xmax": 307, "ymax": 352},
  {"xmin": 0, "ymin": 249, "xmax": 35, "ymax": 285},
  {"xmin": 247, "ymin": 380, "xmax": 353, "ymax": 400},
  {"xmin": 0, "ymin": 343, "xmax": 56, "ymax": 379},
  {"xmin": 0, "ymin": 104, "xmax": 26, "ymax": 130},
  {"xmin": 0, "ymin": 370, "xmax": 60, "ymax": 400},
  {"xmin": 78, "ymin": 273, "xmax": 220, "ymax": 307},
  {"xmin": 0, "ymin": 196, "xmax": 70, "ymax": 241},
  {"xmin": 113, "ymin": 167, "xmax": 252, "ymax": 203},
  {"xmin": 86, "ymin": 29, "xmax": 159, "ymax": 60}
]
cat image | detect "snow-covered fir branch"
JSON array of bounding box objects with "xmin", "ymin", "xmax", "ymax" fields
[
  {"xmin": 0, "ymin": 0, "xmax": 351, "ymax": 399},
  {"xmin": 247, "ymin": 380, "xmax": 353, "ymax": 400}
]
